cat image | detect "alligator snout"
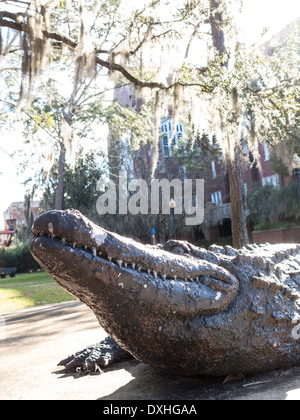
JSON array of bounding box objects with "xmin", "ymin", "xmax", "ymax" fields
[{"xmin": 31, "ymin": 209, "xmax": 108, "ymax": 248}]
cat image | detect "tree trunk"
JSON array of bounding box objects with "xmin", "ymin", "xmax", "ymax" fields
[
  {"xmin": 209, "ymin": 0, "xmax": 226, "ymax": 56},
  {"xmin": 227, "ymin": 143, "xmax": 249, "ymax": 249},
  {"xmin": 209, "ymin": 0, "xmax": 249, "ymax": 249},
  {"xmin": 55, "ymin": 142, "xmax": 66, "ymax": 210}
]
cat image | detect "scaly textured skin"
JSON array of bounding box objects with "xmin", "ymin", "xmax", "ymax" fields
[{"xmin": 31, "ymin": 209, "xmax": 300, "ymax": 376}]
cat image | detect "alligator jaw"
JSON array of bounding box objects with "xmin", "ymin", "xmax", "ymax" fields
[{"xmin": 31, "ymin": 209, "xmax": 239, "ymax": 319}]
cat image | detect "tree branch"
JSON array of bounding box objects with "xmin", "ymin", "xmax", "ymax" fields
[
  {"xmin": 0, "ymin": 11, "xmax": 24, "ymax": 31},
  {"xmin": 0, "ymin": 10, "xmax": 213, "ymax": 93},
  {"xmin": 185, "ymin": 21, "xmax": 202, "ymax": 60}
]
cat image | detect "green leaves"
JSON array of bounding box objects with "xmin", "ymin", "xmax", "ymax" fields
[{"xmin": 247, "ymin": 182, "xmax": 300, "ymax": 225}]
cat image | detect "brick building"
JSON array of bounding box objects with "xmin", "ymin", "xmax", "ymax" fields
[
  {"xmin": 109, "ymin": 81, "xmax": 297, "ymax": 244},
  {"xmin": 195, "ymin": 141, "xmax": 292, "ymax": 243},
  {"xmin": 3, "ymin": 201, "xmax": 40, "ymax": 231}
]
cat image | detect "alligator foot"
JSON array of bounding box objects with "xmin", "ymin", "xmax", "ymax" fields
[{"xmin": 58, "ymin": 336, "xmax": 132, "ymax": 374}]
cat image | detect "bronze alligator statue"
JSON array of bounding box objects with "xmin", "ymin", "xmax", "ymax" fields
[{"xmin": 30, "ymin": 209, "xmax": 300, "ymax": 376}]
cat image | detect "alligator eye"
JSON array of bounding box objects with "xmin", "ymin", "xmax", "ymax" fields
[
  {"xmin": 171, "ymin": 246, "xmax": 185, "ymax": 255},
  {"xmin": 163, "ymin": 240, "xmax": 190, "ymax": 256}
]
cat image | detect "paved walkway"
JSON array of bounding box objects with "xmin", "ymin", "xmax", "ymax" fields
[{"xmin": 0, "ymin": 301, "xmax": 299, "ymax": 400}]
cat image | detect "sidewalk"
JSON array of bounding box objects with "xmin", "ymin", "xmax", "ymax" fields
[{"xmin": 0, "ymin": 301, "xmax": 299, "ymax": 400}]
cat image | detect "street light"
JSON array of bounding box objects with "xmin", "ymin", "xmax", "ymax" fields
[
  {"xmin": 169, "ymin": 199, "xmax": 177, "ymax": 240},
  {"xmin": 292, "ymin": 154, "xmax": 300, "ymax": 205}
]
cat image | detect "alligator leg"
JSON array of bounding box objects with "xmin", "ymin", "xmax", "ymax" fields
[{"xmin": 58, "ymin": 336, "xmax": 133, "ymax": 373}]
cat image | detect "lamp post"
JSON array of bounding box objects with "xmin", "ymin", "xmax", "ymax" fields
[
  {"xmin": 169, "ymin": 199, "xmax": 177, "ymax": 240},
  {"xmin": 151, "ymin": 227, "xmax": 156, "ymax": 246},
  {"xmin": 292, "ymin": 154, "xmax": 300, "ymax": 205}
]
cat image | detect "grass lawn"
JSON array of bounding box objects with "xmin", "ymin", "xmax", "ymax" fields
[{"xmin": 0, "ymin": 271, "xmax": 76, "ymax": 312}]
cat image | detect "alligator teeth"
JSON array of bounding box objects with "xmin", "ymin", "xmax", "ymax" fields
[
  {"xmin": 132, "ymin": 263, "xmax": 136, "ymax": 270},
  {"xmin": 138, "ymin": 266, "xmax": 141, "ymax": 272},
  {"xmin": 62, "ymin": 238, "xmax": 66, "ymax": 245},
  {"xmin": 48, "ymin": 223, "xmax": 54, "ymax": 239},
  {"xmin": 85, "ymin": 245, "xmax": 87, "ymax": 250},
  {"xmin": 174, "ymin": 275, "xmax": 177, "ymax": 281},
  {"xmin": 153, "ymin": 271, "xmax": 157, "ymax": 279},
  {"xmin": 162, "ymin": 274, "xmax": 167, "ymax": 280},
  {"xmin": 196, "ymin": 277, "xmax": 199, "ymax": 281},
  {"xmin": 124, "ymin": 263, "xmax": 128, "ymax": 268},
  {"xmin": 117, "ymin": 260, "xmax": 123, "ymax": 268},
  {"xmin": 73, "ymin": 243, "xmax": 76, "ymax": 248},
  {"xmin": 148, "ymin": 269, "xmax": 151, "ymax": 275},
  {"xmin": 108, "ymin": 257, "xmax": 112, "ymax": 262},
  {"xmin": 92, "ymin": 248, "xmax": 97, "ymax": 257}
]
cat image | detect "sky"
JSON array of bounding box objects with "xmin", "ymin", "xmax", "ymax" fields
[
  {"xmin": 1, "ymin": 0, "xmax": 300, "ymax": 230},
  {"xmin": 239, "ymin": 0, "xmax": 300, "ymax": 45}
]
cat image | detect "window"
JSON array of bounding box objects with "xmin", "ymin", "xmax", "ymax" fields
[
  {"xmin": 211, "ymin": 161, "xmax": 217, "ymax": 179},
  {"xmin": 162, "ymin": 136, "xmax": 169, "ymax": 157},
  {"xmin": 211, "ymin": 191, "xmax": 223, "ymax": 206},
  {"xmin": 262, "ymin": 174, "xmax": 279, "ymax": 188},
  {"xmin": 170, "ymin": 135, "xmax": 177, "ymax": 154},
  {"xmin": 160, "ymin": 119, "xmax": 185, "ymax": 157},
  {"xmin": 264, "ymin": 142, "xmax": 270, "ymax": 161}
]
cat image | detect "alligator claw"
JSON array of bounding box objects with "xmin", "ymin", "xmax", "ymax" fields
[{"xmin": 58, "ymin": 336, "xmax": 132, "ymax": 374}]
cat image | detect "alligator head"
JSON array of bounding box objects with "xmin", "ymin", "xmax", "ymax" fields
[
  {"xmin": 31, "ymin": 209, "xmax": 239, "ymax": 372},
  {"xmin": 31, "ymin": 209, "xmax": 239, "ymax": 317}
]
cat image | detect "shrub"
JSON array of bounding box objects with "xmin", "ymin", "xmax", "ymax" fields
[
  {"xmin": 247, "ymin": 182, "xmax": 299, "ymax": 225},
  {"xmin": 196, "ymin": 236, "xmax": 233, "ymax": 249},
  {"xmin": 247, "ymin": 184, "xmax": 277, "ymax": 225},
  {"xmin": 254, "ymin": 221, "xmax": 298, "ymax": 231},
  {"xmin": 0, "ymin": 243, "xmax": 41, "ymax": 273}
]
